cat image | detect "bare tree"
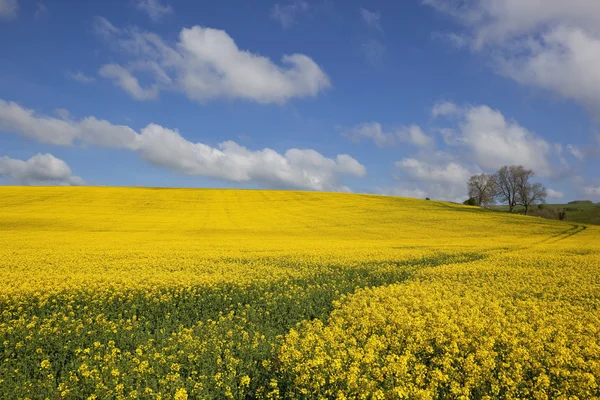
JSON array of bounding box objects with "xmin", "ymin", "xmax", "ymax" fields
[
  {"xmin": 494, "ymin": 165, "xmax": 522, "ymax": 212},
  {"xmin": 492, "ymin": 165, "xmax": 547, "ymax": 214},
  {"xmin": 511, "ymin": 167, "xmax": 548, "ymax": 215},
  {"xmin": 518, "ymin": 181, "xmax": 547, "ymax": 215},
  {"xmin": 513, "ymin": 166, "xmax": 534, "ymax": 212},
  {"xmin": 467, "ymin": 174, "xmax": 496, "ymax": 207}
]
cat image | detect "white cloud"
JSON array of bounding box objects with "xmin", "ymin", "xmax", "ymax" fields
[
  {"xmin": 93, "ymin": 16, "xmax": 119, "ymax": 39},
  {"xmin": 135, "ymin": 124, "xmax": 366, "ymax": 191},
  {"xmin": 99, "ymin": 64, "xmax": 159, "ymax": 100},
  {"xmin": 432, "ymin": 101, "xmax": 462, "ymax": 117},
  {"xmin": 0, "ymin": 0, "xmax": 17, "ymax": 18},
  {"xmin": 398, "ymin": 125, "xmax": 434, "ymax": 148},
  {"xmin": 0, "ymin": 99, "xmax": 78, "ymax": 145},
  {"xmin": 0, "ymin": 99, "xmax": 365, "ymax": 191},
  {"xmin": 395, "ymin": 157, "xmax": 472, "ymax": 185},
  {"xmin": 425, "ymin": 0, "xmax": 600, "ymax": 118},
  {"xmin": 433, "ymin": 103, "xmax": 553, "ymax": 175},
  {"xmin": 567, "ymin": 144, "xmax": 585, "ymax": 161},
  {"xmin": 424, "ymin": 0, "xmax": 600, "ymax": 47},
  {"xmin": 177, "ymin": 27, "xmax": 330, "ymax": 103},
  {"xmin": 360, "ymin": 8, "xmax": 382, "ymax": 31},
  {"xmin": 271, "ymin": 1, "xmax": 309, "ymax": 28},
  {"xmin": 554, "ymin": 143, "xmax": 563, "ymax": 155},
  {"xmin": 459, "ymin": 105, "xmax": 552, "ymax": 175},
  {"xmin": 554, "ymin": 143, "xmax": 569, "ymax": 166},
  {"xmin": 136, "ymin": 0, "xmax": 172, "ymax": 22},
  {"xmin": 342, "ymin": 122, "xmax": 395, "ymax": 148},
  {"xmin": 501, "ymin": 27, "xmax": 600, "ymax": 118},
  {"xmin": 55, "ymin": 108, "xmax": 70, "ymax": 119},
  {"xmin": 547, "ymin": 188, "xmax": 565, "ymax": 199},
  {"xmin": 357, "ymin": 101, "xmax": 566, "ymax": 199},
  {"xmin": 385, "ymin": 153, "xmax": 474, "ymax": 202},
  {"xmin": 67, "ymin": 71, "xmax": 95, "ymax": 83},
  {"xmin": 94, "ymin": 19, "xmax": 330, "ymax": 104},
  {"xmin": 435, "ymin": 128, "xmax": 464, "ymax": 146},
  {"xmin": 0, "ymin": 153, "xmax": 83, "ymax": 185},
  {"xmin": 0, "ymin": 99, "xmax": 138, "ymax": 147},
  {"xmin": 343, "ymin": 123, "xmax": 434, "ymax": 148}
]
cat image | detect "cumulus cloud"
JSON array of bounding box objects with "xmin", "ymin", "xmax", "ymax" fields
[
  {"xmin": 0, "ymin": 0, "xmax": 18, "ymax": 18},
  {"xmin": 425, "ymin": 0, "xmax": 600, "ymax": 118},
  {"xmin": 433, "ymin": 102, "xmax": 554, "ymax": 176},
  {"xmin": 136, "ymin": 124, "xmax": 365, "ymax": 191},
  {"xmin": 0, "ymin": 99, "xmax": 139, "ymax": 147},
  {"xmin": 94, "ymin": 18, "xmax": 330, "ymax": 104},
  {"xmin": 0, "ymin": 99, "xmax": 365, "ymax": 191},
  {"xmin": 399, "ymin": 125, "xmax": 434, "ymax": 148},
  {"xmin": 342, "ymin": 122, "xmax": 394, "ymax": 148},
  {"xmin": 343, "ymin": 122, "xmax": 434, "ymax": 148},
  {"xmin": 424, "ymin": 0, "xmax": 600, "ymax": 46},
  {"xmin": 546, "ymin": 188, "xmax": 565, "ymax": 199},
  {"xmin": 0, "ymin": 153, "xmax": 84, "ymax": 185},
  {"xmin": 432, "ymin": 101, "xmax": 462, "ymax": 118},
  {"xmin": 55, "ymin": 108, "xmax": 70, "ymax": 119},
  {"xmin": 567, "ymin": 144, "xmax": 585, "ymax": 161},
  {"xmin": 385, "ymin": 151, "xmax": 475, "ymax": 202},
  {"xmin": 374, "ymin": 101, "xmax": 568, "ymax": 200},
  {"xmin": 93, "ymin": 16, "xmax": 119, "ymax": 38},
  {"xmin": 501, "ymin": 27, "xmax": 600, "ymax": 118},
  {"xmin": 364, "ymin": 100, "xmax": 570, "ymax": 200},
  {"xmin": 459, "ymin": 105, "xmax": 552, "ymax": 175},
  {"xmin": 271, "ymin": 1, "xmax": 309, "ymax": 28},
  {"xmin": 136, "ymin": 0, "xmax": 172, "ymax": 21},
  {"xmin": 394, "ymin": 157, "xmax": 472, "ymax": 186},
  {"xmin": 360, "ymin": 8, "xmax": 382, "ymax": 31},
  {"xmin": 99, "ymin": 64, "xmax": 159, "ymax": 100}
]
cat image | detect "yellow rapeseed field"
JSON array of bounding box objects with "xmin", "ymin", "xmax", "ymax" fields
[{"xmin": 0, "ymin": 186, "xmax": 598, "ymax": 399}]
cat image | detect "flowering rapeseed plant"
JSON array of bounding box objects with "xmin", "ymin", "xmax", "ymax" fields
[{"xmin": 0, "ymin": 187, "xmax": 598, "ymax": 398}]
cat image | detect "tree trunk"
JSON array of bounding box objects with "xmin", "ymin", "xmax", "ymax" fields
[{"xmin": 524, "ymin": 205, "xmax": 528, "ymax": 215}]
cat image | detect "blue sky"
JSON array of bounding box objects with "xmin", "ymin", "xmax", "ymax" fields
[{"xmin": 1, "ymin": 0, "xmax": 599, "ymax": 202}]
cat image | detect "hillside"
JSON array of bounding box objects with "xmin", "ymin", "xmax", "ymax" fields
[
  {"xmin": 1, "ymin": 187, "xmax": 599, "ymax": 399},
  {"xmin": 492, "ymin": 202, "xmax": 600, "ymax": 225},
  {"xmin": 540, "ymin": 202, "xmax": 600, "ymax": 225}
]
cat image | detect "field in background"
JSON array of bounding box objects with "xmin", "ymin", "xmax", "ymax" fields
[
  {"xmin": 1, "ymin": 187, "xmax": 599, "ymax": 399},
  {"xmin": 492, "ymin": 202, "xmax": 600, "ymax": 225}
]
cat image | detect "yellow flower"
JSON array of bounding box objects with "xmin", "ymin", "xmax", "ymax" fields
[
  {"xmin": 1, "ymin": 187, "xmax": 600, "ymax": 399},
  {"xmin": 173, "ymin": 388, "xmax": 188, "ymax": 400},
  {"xmin": 240, "ymin": 375, "xmax": 251, "ymax": 386}
]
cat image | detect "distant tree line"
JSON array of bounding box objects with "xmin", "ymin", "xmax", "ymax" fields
[{"xmin": 465, "ymin": 165, "xmax": 547, "ymax": 215}]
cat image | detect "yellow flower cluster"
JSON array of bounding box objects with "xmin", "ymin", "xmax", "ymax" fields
[
  {"xmin": 0, "ymin": 187, "xmax": 598, "ymax": 399},
  {"xmin": 280, "ymin": 228, "xmax": 600, "ymax": 399}
]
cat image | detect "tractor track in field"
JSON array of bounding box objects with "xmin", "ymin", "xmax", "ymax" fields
[
  {"xmin": 525, "ymin": 224, "xmax": 588, "ymax": 249},
  {"xmin": 544, "ymin": 224, "xmax": 587, "ymax": 244}
]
